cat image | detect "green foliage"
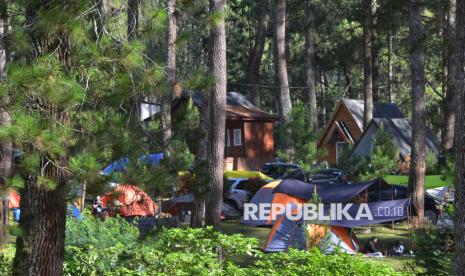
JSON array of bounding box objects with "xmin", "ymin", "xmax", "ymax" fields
[
  {"xmin": 63, "ymin": 215, "xmax": 259, "ymax": 275},
  {"xmin": 337, "ymin": 124, "xmax": 398, "ymax": 181},
  {"xmin": 1, "ymin": 215, "xmax": 406, "ymax": 275},
  {"xmin": 249, "ymin": 248, "xmax": 403, "ymax": 275},
  {"xmin": 0, "ymin": 244, "xmax": 14, "ymax": 275},
  {"xmin": 425, "ymin": 151, "xmax": 439, "ymax": 175},
  {"xmin": 412, "ymin": 226, "xmax": 454, "ymax": 275},
  {"xmin": 440, "ymin": 154, "xmax": 455, "ymax": 185},
  {"xmin": 276, "ymin": 100, "xmax": 322, "ymax": 173}
]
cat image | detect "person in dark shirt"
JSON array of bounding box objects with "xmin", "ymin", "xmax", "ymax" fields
[
  {"xmin": 92, "ymin": 196, "xmax": 103, "ymax": 214},
  {"xmin": 363, "ymin": 237, "xmax": 383, "ymax": 257}
]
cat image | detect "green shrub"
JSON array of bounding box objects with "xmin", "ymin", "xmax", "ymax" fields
[
  {"xmin": 1, "ymin": 216, "xmax": 408, "ymax": 275},
  {"xmin": 66, "ymin": 212, "xmax": 139, "ymax": 250},
  {"xmin": 249, "ymin": 248, "xmax": 403, "ymax": 276},
  {"xmin": 412, "ymin": 226, "xmax": 454, "ymax": 275},
  {"xmin": 425, "ymin": 151, "xmax": 439, "ymax": 175},
  {"xmin": 0, "ymin": 244, "xmax": 14, "ymax": 275}
]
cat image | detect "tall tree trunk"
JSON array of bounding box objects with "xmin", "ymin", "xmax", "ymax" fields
[
  {"xmin": 387, "ymin": 30, "xmax": 394, "ymax": 103},
  {"xmin": 127, "ymin": 0, "xmax": 139, "ymax": 41},
  {"xmin": 13, "ymin": 178, "xmax": 67, "ymax": 275},
  {"xmin": 453, "ymin": 0, "xmax": 465, "ymax": 273},
  {"xmin": 371, "ymin": 1, "xmax": 379, "ymax": 102},
  {"xmin": 343, "ymin": 65, "xmax": 354, "ymax": 99},
  {"xmin": 442, "ymin": 0, "xmax": 456, "ymax": 152},
  {"xmin": 247, "ymin": 0, "xmax": 269, "ymax": 107},
  {"xmin": 191, "ymin": 99, "xmax": 209, "ymax": 227},
  {"xmin": 13, "ymin": 2, "xmax": 71, "ymax": 274},
  {"xmin": 205, "ymin": 0, "xmax": 226, "ymax": 226},
  {"xmin": 320, "ymin": 70, "xmax": 327, "ymax": 127},
  {"xmin": 407, "ymin": 0, "xmax": 426, "ymax": 227},
  {"xmin": 274, "ymin": 0, "xmax": 292, "ymax": 153},
  {"xmin": 93, "ymin": 0, "xmax": 109, "ymax": 40},
  {"xmin": 161, "ymin": 0, "xmax": 176, "ymax": 153},
  {"xmin": 304, "ymin": 0, "xmax": 317, "ymax": 130},
  {"xmin": 362, "ymin": 0, "xmax": 373, "ymax": 130},
  {"xmin": 0, "ymin": 0, "xmax": 12, "ymax": 247}
]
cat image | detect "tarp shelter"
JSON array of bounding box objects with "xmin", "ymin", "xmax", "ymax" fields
[
  {"xmin": 101, "ymin": 153, "xmax": 164, "ymax": 175},
  {"xmin": 242, "ymin": 179, "xmax": 385, "ymax": 226},
  {"xmin": 8, "ymin": 189, "xmax": 20, "ymax": 209},
  {"xmin": 101, "ymin": 184, "xmax": 158, "ymax": 217},
  {"xmin": 240, "ymin": 178, "xmax": 409, "ymax": 253}
]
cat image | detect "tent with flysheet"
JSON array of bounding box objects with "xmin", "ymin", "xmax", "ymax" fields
[
  {"xmin": 240, "ymin": 178, "xmax": 409, "ymax": 253},
  {"xmin": 101, "ymin": 184, "xmax": 158, "ymax": 217}
]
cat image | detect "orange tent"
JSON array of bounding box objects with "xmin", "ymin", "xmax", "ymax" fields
[
  {"xmin": 101, "ymin": 184, "xmax": 158, "ymax": 217},
  {"xmin": 8, "ymin": 189, "xmax": 20, "ymax": 209}
]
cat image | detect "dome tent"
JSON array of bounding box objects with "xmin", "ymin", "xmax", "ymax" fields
[{"xmin": 101, "ymin": 184, "xmax": 158, "ymax": 217}]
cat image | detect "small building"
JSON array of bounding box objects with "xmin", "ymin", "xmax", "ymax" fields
[
  {"xmin": 141, "ymin": 91, "xmax": 278, "ymax": 171},
  {"xmin": 317, "ymin": 99, "xmax": 404, "ymax": 164},
  {"xmin": 222, "ymin": 93, "xmax": 278, "ymax": 170},
  {"xmin": 352, "ymin": 118, "xmax": 441, "ymax": 172}
]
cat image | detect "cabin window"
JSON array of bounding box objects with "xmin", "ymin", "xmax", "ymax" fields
[
  {"xmin": 233, "ymin": 129, "xmax": 242, "ymax": 146},
  {"xmin": 336, "ymin": 142, "xmax": 349, "ymax": 164},
  {"xmin": 225, "ymin": 129, "xmax": 230, "ymax": 146}
]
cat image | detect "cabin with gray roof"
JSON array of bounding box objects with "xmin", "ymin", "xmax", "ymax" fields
[
  {"xmin": 352, "ymin": 118, "xmax": 441, "ymax": 172},
  {"xmin": 317, "ymin": 99, "xmax": 405, "ymax": 164}
]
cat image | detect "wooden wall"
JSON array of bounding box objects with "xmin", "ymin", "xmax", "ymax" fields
[{"xmin": 318, "ymin": 104, "xmax": 363, "ymax": 164}]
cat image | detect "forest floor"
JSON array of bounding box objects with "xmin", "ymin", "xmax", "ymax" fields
[{"xmin": 217, "ymin": 219, "xmax": 422, "ymax": 273}]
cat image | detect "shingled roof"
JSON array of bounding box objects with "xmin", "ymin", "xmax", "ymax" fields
[
  {"xmin": 186, "ymin": 91, "xmax": 278, "ymax": 120},
  {"xmin": 355, "ymin": 118, "xmax": 441, "ymax": 157},
  {"xmin": 342, "ymin": 99, "xmax": 405, "ymax": 130}
]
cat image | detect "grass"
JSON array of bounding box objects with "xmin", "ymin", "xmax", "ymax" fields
[
  {"xmin": 383, "ymin": 175, "xmax": 450, "ymax": 189},
  {"xmin": 217, "ymin": 219, "xmax": 421, "ymax": 273}
]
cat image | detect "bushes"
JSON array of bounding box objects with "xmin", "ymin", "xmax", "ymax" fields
[
  {"xmin": 1, "ymin": 215, "xmax": 404, "ymax": 275},
  {"xmin": 249, "ymin": 248, "xmax": 401, "ymax": 276},
  {"xmin": 412, "ymin": 226, "xmax": 454, "ymax": 275},
  {"xmin": 0, "ymin": 244, "xmax": 14, "ymax": 275}
]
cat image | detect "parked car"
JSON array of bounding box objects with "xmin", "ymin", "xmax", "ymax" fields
[
  {"xmin": 225, "ymin": 178, "xmax": 271, "ymax": 210},
  {"xmin": 368, "ymin": 184, "xmax": 441, "ymax": 224},
  {"xmin": 310, "ymin": 169, "xmax": 347, "ymax": 184},
  {"xmin": 260, "ymin": 163, "xmax": 301, "ymax": 179}
]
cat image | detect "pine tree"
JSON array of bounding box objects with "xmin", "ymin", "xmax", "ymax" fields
[{"xmin": 205, "ymin": 0, "xmax": 227, "ymax": 226}]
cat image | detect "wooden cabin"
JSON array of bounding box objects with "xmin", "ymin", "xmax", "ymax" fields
[
  {"xmin": 223, "ymin": 96, "xmax": 278, "ymax": 170},
  {"xmin": 141, "ymin": 91, "xmax": 278, "ymax": 171},
  {"xmin": 352, "ymin": 118, "xmax": 441, "ymax": 173},
  {"xmin": 317, "ymin": 99, "xmax": 404, "ymax": 165}
]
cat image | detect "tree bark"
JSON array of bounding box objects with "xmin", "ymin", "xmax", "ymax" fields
[
  {"xmin": 453, "ymin": 0, "xmax": 465, "ymax": 273},
  {"xmin": 191, "ymin": 99, "xmax": 208, "ymax": 227},
  {"xmin": 93, "ymin": 0, "xmax": 109, "ymax": 40},
  {"xmin": 0, "ymin": 0, "xmax": 12, "ymax": 247},
  {"xmin": 127, "ymin": 0, "xmax": 139, "ymax": 41},
  {"xmin": 387, "ymin": 30, "xmax": 394, "ymax": 103},
  {"xmin": 320, "ymin": 70, "xmax": 327, "ymax": 126},
  {"xmin": 304, "ymin": 0, "xmax": 318, "ymax": 130},
  {"xmin": 442, "ymin": 0, "xmax": 456, "ymax": 152},
  {"xmin": 247, "ymin": 0, "xmax": 269, "ymax": 107},
  {"xmin": 161, "ymin": 0, "xmax": 176, "ymax": 153},
  {"xmin": 13, "ymin": 2, "xmax": 71, "ymax": 274},
  {"xmin": 362, "ymin": 0, "xmax": 373, "ymax": 130},
  {"xmin": 407, "ymin": 0, "xmax": 426, "ymax": 227},
  {"xmin": 371, "ymin": 0, "xmax": 379, "ymax": 103},
  {"xmin": 205, "ymin": 0, "xmax": 226, "ymax": 226},
  {"xmin": 274, "ymin": 0, "xmax": 292, "ymax": 127},
  {"xmin": 13, "ymin": 178, "xmax": 67, "ymax": 276}
]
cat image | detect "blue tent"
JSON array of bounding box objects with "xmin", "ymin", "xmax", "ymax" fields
[{"xmin": 101, "ymin": 153, "xmax": 164, "ymax": 175}]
